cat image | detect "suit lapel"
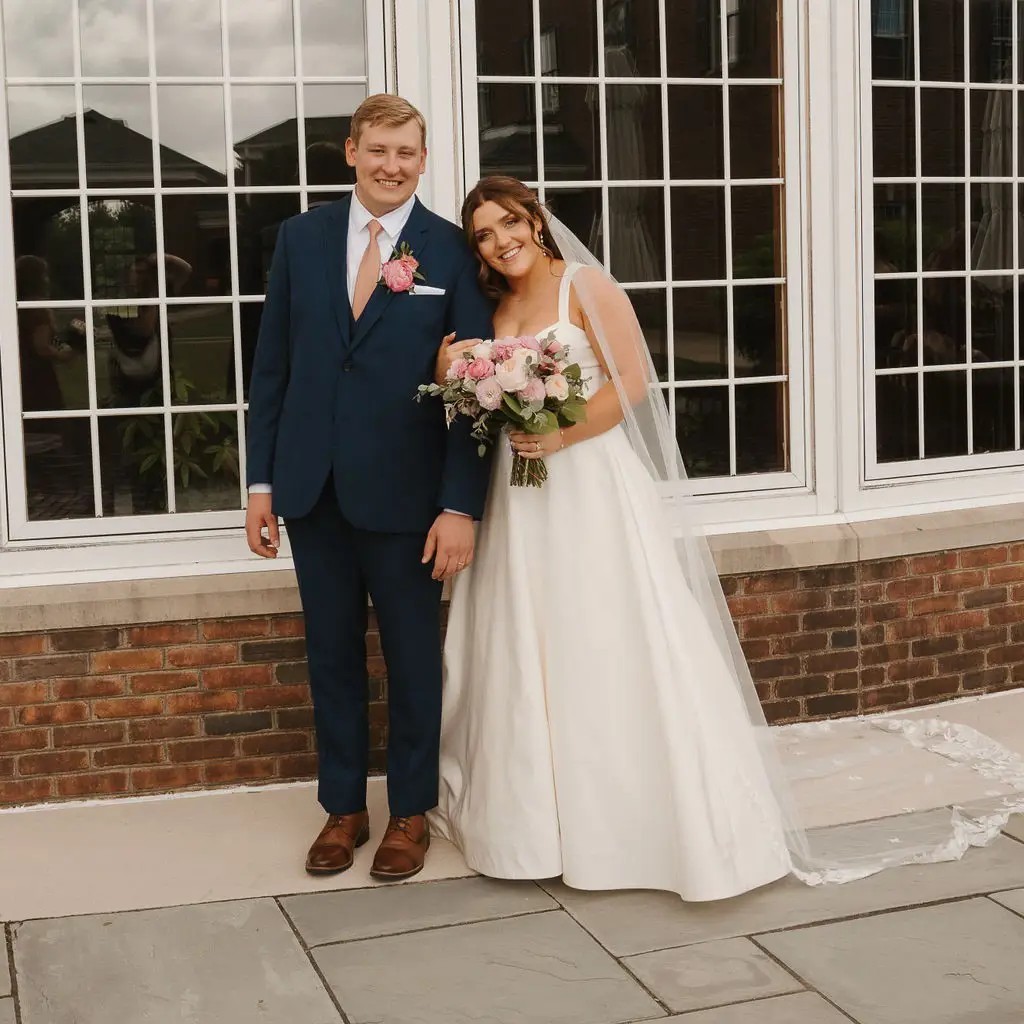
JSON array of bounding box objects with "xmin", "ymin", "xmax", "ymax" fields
[
  {"xmin": 322, "ymin": 195, "xmax": 352, "ymax": 348},
  {"xmin": 348, "ymin": 197, "xmax": 433, "ymax": 355}
]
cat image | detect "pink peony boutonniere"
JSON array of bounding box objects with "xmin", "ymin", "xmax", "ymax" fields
[{"xmin": 380, "ymin": 241, "xmax": 425, "ymax": 294}]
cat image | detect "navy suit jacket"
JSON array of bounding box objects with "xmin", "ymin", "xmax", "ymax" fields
[{"xmin": 246, "ymin": 195, "xmax": 495, "ymax": 531}]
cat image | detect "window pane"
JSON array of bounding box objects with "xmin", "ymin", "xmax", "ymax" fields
[
  {"xmin": 545, "ymin": 188, "xmax": 603, "ymax": 261},
  {"xmin": 235, "ymin": 194, "xmax": 300, "ymax": 295},
  {"xmin": 677, "ymin": 385, "xmax": 729, "ymax": 477},
  {"xmin": 666, "ymin": 1, "xmax": 721, "ymax": 78},
  {"xmin": 154, "ymin": 0, "xmax": 224, "ymax": 76},
  {"xmin": 921, "ymin": 182, "xmax": 965, "ymax": 272},
  {"xmin": 972, "ymin": 366, "xmax": 1015, "ymax": 451},
  {"xmin": 735, "ymin": 381, "xmax": 787, "ymax": 473},
  {"xmin": 734, "ymin": 284, "xmax": 785, "ymax": 377},
  {"xmin": 608, "ymin": 187, "xmax": 664, "ymax": 281},
  {"xmin": 543, "ymin": 85, "xmax": 600, "ymax": 182},
  {"xmin": 540, "ymin": 0, "xmax": 597, "ymax": 77},
  {"xmin": 99, "ymin": 415, "xmax": 169, "ymax": 516},
  {"xmin": 162, "ymin": 195, "xmax": 232, "ymax": 297},
  {"xmin": 25, "ymin": 418, "xmax": 93, "ymax": 521},
  {"xmin": 920, "ymin": 88, "xmax": 965, "ymax": 176},
  {"xmin": 79, "ymin": 0, "xmax": 149, "ymax": 77},
  {"xmin": 475, "ymin": 0, "xmax": 534, "ymax": 76},
  {"xmin": 169, "ymin": 306, "xmax": 235, "ymax": 406},
  {"xmin": 14, "ymin": 197, "xmax": 85, "ymax": 301},
  {"xmin": 923, "ymin": 369, "xmax": 969, "ymax": 455},
  {"xmin": 970, "ymin": 183, "xmax": 1012, "ymax": 270},
  {"xmin": 158, "ymin": 86, "xmax": 229, "ymax": 187},
  {"xmin": 732, "ymin": 184, "xmax": 783, "ymax": 279},
  {"xmin": 233, "ymin": 86, "xmax": 299, "ymax": 188},
  {"xmin": 918, "ymin": 0, "xmax": 962, "ymax": 81},
  {"xmin": 94, "ymin": 304, "xmax": 164, "ymax": 409},
  {"xmin": 875, "ymin": 279, "xmax": 919, "ymax": 368},
  {"xmin": 478, "ymin": 85, "xmax": 537, "ymax": 181},
  {"xmin": 239, "ymin": 301, "xmax": 264, "ymax": 401},
  {"xmin": 668, "ymin": 86, "xmax": 723, "ymax": 180},
  {"xmin": 971, "ymin": 89, "xmax": 1012, "ymax": 176},
  {"xmin": 300, "ymin": 0, "xmax": 366, "ymax": 77},
  {"xmin": 87, "ymin": 197, "xmax": 158, "ymax": 302},
  {"xmin": 874, "ymin": 184, "xmax": 917, "ymax": 273},
  {"xmin": 83, "ymin": 89, "xmax": 154, "ymax": 190},
  {"xmin": 729, "ymin": 86, "xmax": 781, "ymax": 180},
  {"xmin": 672, "ymin": 186, "xmax": 726, "ymax": 281},
  {"xmin": 2, "ymin": 0, "xmax": 75, "ymax": 77},
  {"xmin": 971, "ymin": 277, "xmax": 1014, "ymax": 360},
  {"xmin": 876, "ymin": 373, "xmax": 920, "ymax": 461},
  {"xmin": 604, "ymin": 0, "xmax": 661, "ymax": 78},
  {"xmin": 970, "ymin": 0, "xmax": 1013, "ymax": 83},
  {"xmin": 227, "ymin": 0, "xmax": 295, "ymax": 77},
  {"xmin": 173, "ymin": 412, "xmax": 241, "ymax": 512},
  {"xmin": 922, "ymin": 276, "xmax": 967, "ymax": 362},
  {"xmin": 628, "ymin": 288, "xmax": 669, "ymax": 380},
  {"xmin": 606, "ymin": 85, "xmax": 661, "ymax": 180},
  {"xmin": 730, "ymin": 0, "xmax": 781, "ymax": 79},
  {"xmin": 7, "ymin": 87, "xmax": 78, "ymax": 190},
  {"xmin": 873, "ymin": 87, "xmax": 916, "ymax": 177},
  {"xmin": 873, "ymin": 0, "xmax": 915, "ymax": 80},
  {"xmin": 673, "ymin": 286, "xmax": 728, "ymax": 381},
  {"xmin": 304, "ymin": 84, "xmax": 365, "ymax": 187},
  {"xmin": 18, "ymin": 303, "xmax": 88, "ymax": 413}
]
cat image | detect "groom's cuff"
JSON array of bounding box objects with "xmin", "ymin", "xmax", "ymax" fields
[
  {"xmin": 249, "ymin": 484, "xmax": 272, "ymax": 494},
  {"xmin": 443, "ymin": 508, "xmax": 471, "ymax": 518}
]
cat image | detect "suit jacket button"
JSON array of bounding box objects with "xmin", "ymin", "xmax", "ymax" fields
[{"xmin": 343, "ymin": 361, "xmax": 353, "ymax": 372}]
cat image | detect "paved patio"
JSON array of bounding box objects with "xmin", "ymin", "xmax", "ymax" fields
[{"xmin": 3, "ymin": 814, "xmax": 1024, "ymax": 1024}]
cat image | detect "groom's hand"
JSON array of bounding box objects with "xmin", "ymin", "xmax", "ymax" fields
[
  {"xmin": 435, "ymin": 333, "xmax": 481, "ymax": 386},
  {"xmin": 246, "ymin": 492, "xmax": 280, "ymax": 558},
  {"xmin": 422, "ymin": 511, "xmax": 475, "ymax": 581}
]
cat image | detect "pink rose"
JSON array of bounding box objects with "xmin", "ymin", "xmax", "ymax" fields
[
  {"xmin": 446, "ymin": 358, "xmax": 470, "ymax": 381},
  {"xmin": 476, "ymin": 377, "xmax": 504, "ymax": 411},
  {"xmin": 544, "ymin": 373, "xmax": 569, "ymax": 402},
  {"xmin": 465, "ymin": 357, "xmax": 495, "ymax": 381},
  {"xmin": 545, "ymin": 339, "xmax": 563, "ymax": 356},
  {"xmin": 493, "ymin": 338, "xmax": 522, "ymax": 362},
  {"xmin": 518, "ymin": 378, "xmax": 546, "ymax": 404},
  {"xmin": 381, "ymin": 259, "xmax": 415, "ymax": 293},
  {"xmin": 518, "ymin": 335, "xmax": 542, "ymax": 352},
  {"xmin": 399, "ymin": 252, "xmax": 419, "ymax": 273}
]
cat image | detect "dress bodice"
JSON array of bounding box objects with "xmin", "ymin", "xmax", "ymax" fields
[{"xmin": 538, "ymin": 263, "xmax": 605, "ymax": 397}]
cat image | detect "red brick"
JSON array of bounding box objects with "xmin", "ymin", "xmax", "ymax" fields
[
  {"xmin": 50, "ymin": 628, "xmax": 120, "ymax": 653},
  {"xmin": 861, "ymin": 684, "xmax": 911, "ymax": 709},
  {"xmin": 886, "ymin": 577, "xmax": 935, "ymax": 599},
  {"xmin": 53, "ymin": 676, "xmax": 125, "ymax": 699},
  {"xmin": 739, "ymin": 639, "xmax": 772, "ymax": 661},
  {"xmin": 964, "ymin": 667, "xmax": 1010, "ymax": 690},
  {"xmin": 798, "ymin": 566, "xmax": 857, "ymax": 588},
  {"xmin": 887, "ymin": 659, "xmax": 936, "ymax": 682},
  {"xmin": 960, "ymin": 545, "xmax": 1009, "ymax": 568},
  {"xmin": 831, "ymin": 588, "xmax": 858, "ymax": 608},
  {"xmin": 886, "ymin": 618, "xmax": 932, "ymax": 641},
  {"xmin": 860, "ymin": 625, "xmax": 885, "ymax": 645},
  {"xmin": 772, "ymin": 632, "xmax": 828, "ymax": 655},
  {"xmin": 166, "ymin": 645, "xmax": 237, "ymax": 668},
  {"xmin": 859, "ymin": 583, "xmax": 885, "ymax": 604},
  {"xmin": 201, "ymin": 618, "xmax": 270, "ymax": 641},
  {"xmin": 204, "ymin": 758, "xmax": 277, "ymax": 784},
  {"xmin": 18, "ymin": 750, "xmax": 88, "ymax": 775},
  {"xmin": 986, "ymin": 644, "xmax": 1024, "ymax": 666},
  {"xmin": 988, "ymin": 604, "xmax": 1024, "ymax": 625},
  {"xmin": 988, "ymin": 563, "xmax": 1024, "ymax": 584},
  {"xmin": 0, "ymin": 728, "xmax": 49, "ymax": 752},
  {"xmin": 909, "ymin": 552, "xmax": 958, "ymax": 574},
  {"xmin": 833, "ymin": 671, "xmax": 860, "ymax": 691},
  {"xmin": 770, "ymin": 590, "xmax": 829, "ymax": 613},
  {"xmin": 165, "ymin": 692, "xmax": 240, "ymax": 714},
  {"xmin": 1008, "ymin": 543, "xmax": 1024, "ymax": 562},
  {"xmin": 57, "ymin": 772, "xmax": 129, "ymax": 798},
  {"xmin": 131, "ymin": 765, "xmax": 203, "ymax": 792},
  {"xmin": 272, "ymin": 616, "xmax": 306, "ymax": 638},
  {"xmin": 937, "ymin": 650, "xmax": 986, "ymax": 674},
  {"xmin": 129, "ymin": 671, "xmax": 200, "ymax": 694},
  {"xmin": 126, "ymin": 623, "xmax": 198, "ymax": 647},
  {"xmin": 278, "ymin": 753, "xmax": 319, "ymax": 777},
  {"xmin": 909, "ymin": 594, "xmax": 958, "ymax": 616},
  {"xmin": 720, "ymin": 577, "xmax": 741, "ymax": 596},
  {"xmin": 807, "ymin": 693, "xmax": 859, "ymax": 716},
  {"xmin": 92, "ymin": 649, "xmax": 163, "ymax": 673},
  {"xmin": 775, "ymin": 676, "xmax": 830, "ymax": 698},
  {"xmin": 12, "ymin": 654, "xmax": 88, "ymax": 680},
  {"xmin": 0, "ymin": 778, "xmax": 54, "ymax": 804},
  {"xmin": 861, "ymin": 642, "xmax": 910, "ymax": 666},
  {"xmin": 748, "ymin": 657, "xmax": 802, "ymax": 680},
  {"xmin": 912, "ymin": 676, "xmax": 962, "ymax": 700},
  {"xmin": 240, "ymin": 732, "xmax": 310, "ymax": 756},
  {"xmin": 367, "ymin": 655, "xmax": 387, "ymax": 679},
  {"xmin": 806, "ymin": 651, "xmax": 859, "ymax": 673},
  {"xmin": 0, "ymin": 634, "xmax": 46, "ymax": 657},
  {"xmin": 241, "ymin": 685, "xmax": 310, "ymax": 710},
  {"xmin": 763, "ymin": 700, "xmax": 801, "ymax": 724},
  {"xmin": 94, "ymin": 744, "xmax": 164, "ymax": 768},
  {"xmin": 860, "ymin": 602, "xmax": 907, "ymax": 624},
  {"xmin": 740, "ymin": 615, "xmax": 800, "ymax": 639},
  {"xmin": 963, "ymin": 587, "xmax": 1008, "ymax": 610},
  {"xmin": 935, "ymin": 611, "xmax": 987, "ymax": 634},
  {"xmin": 0, "ymin": 757, "xmax": 12, "ymax": 778},
  {"xmin": 938, "ymin": 570, "xmax": 985, "ymax": 592},
  {"xmin": 744, "ymin": 572, "xmax": 799, "ymax": 594},
  {"xmin": 93, "ymin": 697, "xmax": 164, "ymax": 719},
  {"xmin": 202, "ymin": 665, "xmax": 274, "ymax": 689},
  {"xmin": 19, "ymin": 703, "xmax": 88, "ymax": 726},
  {"xmin": 726, "ymin": 595, "xmax": 770, "ymax": 617},
  {"xmin": 130, "ymin": 718, "xmax": 198, "ymax": 741},
  {"xmin": 911, "ymin": 636, "xmax": 959, "ymax": 657},
  {"xmin": 54, "ymin": 723, "xmax": 126, "ymax": 747},
  {"xmin": 962, "ymin": 626, "xmax": 1008, "ymax": 650},
  {"xmin": 859, "ymin": 666, "xmax": 886, "ymax": 687},
  {"xmin": 862, "ymin": 559, "xmax": 908, "ymax": 581},
  {"xmin": 167, "ymin": 738, "xmax": 236, "ymax": 763}
]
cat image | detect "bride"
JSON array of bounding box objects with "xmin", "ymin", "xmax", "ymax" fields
[{"xmin": 428, "ymin": 176, "xmax": 795, "ymax": 901}]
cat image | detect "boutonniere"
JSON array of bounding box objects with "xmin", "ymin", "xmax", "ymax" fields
[{"xmin": 380, "ymin": 241, "xmax": 426, "ymax": 294}]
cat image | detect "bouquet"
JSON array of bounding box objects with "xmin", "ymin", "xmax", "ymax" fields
[{"xmin": 416, "ymin": 334, "xmax": 588, "ymax": 487}]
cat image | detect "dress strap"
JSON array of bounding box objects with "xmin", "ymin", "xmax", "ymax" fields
[{"xmin": 558, "ymin": 262, "xmax": 582, "ymax": 325}]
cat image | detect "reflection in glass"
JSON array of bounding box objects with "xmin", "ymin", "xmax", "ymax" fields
[
  {"xmin": 233, "ymin": 86, "xmax": 299, "ymax": 187},
  {"xmin": 545, "ymin": 189, "xmax": 602, "ymax": 262},
  {"xmin": 971, "ymin": 183, "xmax": 1012, "ymax": 270},
  {"xmin": 238, "ymin": 301, "xmax": 265, "ymax": 400},
  {"xmin": 969, "ymin": 0, "xmax": 1012, "ymax": 83},
  {"xmin": 540, "ymin": 0, "xmax": 597, "ymax": 77},
  {"xmin": 729, "ymin": 86, "xmax": 780, "ymax": 179},
  {"xmin": 971, "ymin": 90, "xmax": 1012, "ymax": 177},
  {"xmin": 162, "ymin": 195, "xmax": 232, "ymax": 296},
  {"xmin": 174, "ymin": 412, "xmax": 241, "ymax": 512},
  {"xmin": 169, "ymin": 306, "xmax": 235, "ymax": 405},
  {"xmin": 922, "ymin": 276, "xmax": 966, "ymax": 363},
  {"xmin": 154, "ymin": 0, "xmax": 224, "ymax": 75},
  {"xmin": 158, "ymin": 87, "xmax": 229, "ymax": 187},
  {"xmin": 734, "ymin": 285, "xmax": 784, "ymax": 377},
  {"xmin": 304, "ymin": 84, "xmax": 366, "ymax": 187},
  {"xmin": 672, "ymin": 187, "xmax": 725, "ymax": 281},
  {"xmin": 24, "ymin": 417, "xmax": 93, "ymax": 521},
  {"xmin": 93, "ymin": 303, "xmax": 164, "ymax": 409},
  {"xmin": 923, "ymin": 369, "xmax": 968, "ymax": 456},
  {"xmin": 544, "ymin": 86, "xmax": 600, "ymax": 182},
  {"xmin": 874, "ymin": 279, "xmax": 919, "ymax": 368},
  {"xmin": 479, "ymin": 85, "xmax": 537, "ymax": 180},
  {"xmin": 227, "ymin": 0, "xmax": 294, "ymax": 76},
  {"xmin": 970, "ymin": 278, "xmax": 1014, "ymax": 360},
  {"xmin": 14, "ymin": 197, "xmax": 85, "ymax": 301},
  {"xmin": 669, "ymin": 86, "xmax": 723, "ymax": 181},
  {"xmin": 666, "ymin": 0, "xmax": 721, "ymax": 78},
  {"xmin": 2, "ymin": 0, "xmax": 75, "ymax": 77},
  {"xmin": 729, "ymin": 0, "xmax": 780, "ymax": 78},
  {"xmin": 973, "ymin": 367, "xmax": 1015, "ymax": 451},
  {"xmin": 7, "ymin": 87, "xmax": 78, "ymax": 190},
  {"xmin": 917, "ymin": 0, "xmax": 961, "ymax": 81},
  {"xmin": 736, "ymin": 382, "xmax": 787, "ymax": 473},
  {"xmin": 674, "ymin": 287, "xmax": 727, "ymax": 381},
  {"xmin": 475, "ymin": 0, "xmax": 533, "ymax": 76},
  {"xmin": 676, "ymin": 385, "xmax": 729, "ymax": 477},
  {"xmin": 876, "ymin": 373, "xmax": 919, "ymax": 462},
  {"xmin": 873, "ymin": 0, "xmax": 914, "ymax": 80},
  {"xmin": 604, "ymin": 0, "xmax": 660, "ymax": 77},
  {"xmin": 87, "ymin": 197, "xmax": 158, "ymax": 301},
  {"xmin": 83, "ymin": 89, "xmax": 154, "ymax": 189},
  {"xmin": 606, "ymin": 85, "xmax": 661, "ymax": 180},
  {"xmin": 920, "ymin": 88, "xmax": 964, "ymax": 176},
  {"xmin": 732, "ymin": 185, "xmax": 783, "ymax": 279},
  {"xmin": 872, "ymin": 87, "xmax": 916, "ymax": 177},
  {"xmin": 301, "ymin": 0, "xmax": 366, "ymax": 77},
  {"xmin": 874, "ymin": 184, "xmax": 917, "ymax": 273},
  {"xmin": 79, "ymin": 0, "xmax": 148, "ymax": 76},
  {"xmin": 99, "ymin": 415, "xmax": 169, "ymax": 516},
  {"xmin": 921, "ymin": 182, "xmax": 965, "ymax": 272},
  {"xmin": 628, "ymin": 289, "xmax": 668, "ymax": 380},
  {"xmin": 235, "ymin": 194, "xmax": 301, "ymax": 295},
  {"xmin": 609, "ymin": 187, "xmax": 664, "ymax": 281}
]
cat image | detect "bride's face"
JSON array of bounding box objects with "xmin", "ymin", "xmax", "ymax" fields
[{"xmin": 471, "ymin": 201, "xmax": 544, "ymax": 281}]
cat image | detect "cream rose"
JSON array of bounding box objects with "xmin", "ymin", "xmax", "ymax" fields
[
  {"xmin": 544, "ymin": 373, "xmax": 569, "ymax": 402},
  {"xmin": 495, "ymin": 347, "xmax": 535, "ymax": 393}
]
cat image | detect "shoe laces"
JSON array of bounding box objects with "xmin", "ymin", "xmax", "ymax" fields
[{"xmin": 389, "ymin": 816, "xmax": 414, "ymax": 835}]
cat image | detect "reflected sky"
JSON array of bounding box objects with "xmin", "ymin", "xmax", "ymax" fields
[
  {"xmin": 154, "ymin": 0, "xmax": 224, "ymax": 76},
  {"xmin": 2, "ymin": 0, "xmax": 75, "ymax": 77},
  {"xmin": 79, "ymin": 0, "xmax": 149, "ymax": 76},
  {"xmin": 300, "ymin": 0, "xmax": 366, "ymax": 77},
  {"xmin": 158, "ymin": 86, "xmax": 228, "ymax": 177},
  {"xmin": 227, "ymin": 0, "xmax": 294, "ymax": 77}
]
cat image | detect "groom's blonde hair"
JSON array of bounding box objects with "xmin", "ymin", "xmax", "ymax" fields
[{"xmin": 349, "ymin": 94, "xmax": 427, "ymax": 149}]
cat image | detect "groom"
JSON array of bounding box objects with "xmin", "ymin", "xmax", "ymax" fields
[{"xmin": 245, "ymin": 94, "xmax": 494, "ymax": 880}]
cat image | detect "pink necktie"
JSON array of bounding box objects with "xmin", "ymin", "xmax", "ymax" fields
[{"xmin": 352, "ymin": 219, "xmax": 383, "ymax": 320}]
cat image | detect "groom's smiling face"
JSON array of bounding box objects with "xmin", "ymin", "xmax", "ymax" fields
[{"xmin": 345, "ymin": 120, "xmax": 427, "ymax": 216}]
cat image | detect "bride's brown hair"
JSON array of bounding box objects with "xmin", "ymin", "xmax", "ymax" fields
[{"xmin": 461, "ymin": 176, "xmax": 564, "ymax": 300}]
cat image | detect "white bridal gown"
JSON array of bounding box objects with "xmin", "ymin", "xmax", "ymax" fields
[{"xmin": 431, "ymin": 265, "xmax": 793, "ymax": 901}]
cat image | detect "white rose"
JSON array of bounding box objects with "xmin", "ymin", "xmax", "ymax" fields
[
  {"xmin": 471, "ymin": 341, "xmax": 494, "ymax": 361},
  {"xmin": 544, "ymin": 373, "xmax": 569, "ymax": 402},
  {"xmin": 495, "ymin": 347, "xmax": 535, "ymax": 393}
]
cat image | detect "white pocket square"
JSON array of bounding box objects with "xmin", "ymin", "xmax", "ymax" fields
[{"xmin": 411, "ymin": 285, "xmax": 446, "ymax": 296}]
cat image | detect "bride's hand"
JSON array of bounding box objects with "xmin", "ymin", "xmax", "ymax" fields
[
  {"xmin": 509, "ymin": 429, "xmax": 566, "ymax": 459},
  {"xmin": 435, "ymin": 333, "xmax": 480, "ymax": 386}
]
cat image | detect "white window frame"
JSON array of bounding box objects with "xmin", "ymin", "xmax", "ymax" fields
[{"xmin": 0, "ymin": 0, "xmax": 388, "ymax": 545}]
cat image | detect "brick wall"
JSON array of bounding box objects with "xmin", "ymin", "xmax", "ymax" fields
[{"xmin": 1, "ymin": 542, "xmax": 1023, "ymax": 807}]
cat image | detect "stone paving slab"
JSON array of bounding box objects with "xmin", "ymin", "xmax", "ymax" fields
[
  {"xmin": 623, "ymin": 937, "xmax": 802, "ymax": 1013},
  {"xmin": 0, "ymin": 999, "xmax": 14, "ymax": 1024},
  {"xmin": 282, "ymin": 876, "xmax": 556, "ymax": 947},
  {"xmin": 14, "ymin": 899, "xmax": 340, "ymax": 1024},
  {"xmin": 628, "ymin": 992, "xmax": 853, "ymax": 1023},
  {"xmin": 543, "ymin": 836, "xmax": 1024, "ymax": 955},
  {"xmin": 989, "ymin": 888, "xmax": 1024, "ymax": 916},
  {"xmin": 758, "ymin": 898, "xmax": 1024, "ymax": 1024},
  {"xmin": 314, "ymin": 909, "xmax": 663, "ymax": 1024},
  {"xmin": 0, "ymin": 945, "xmax": 9, "ymax": 998},
  {"xmin": 1005, "ymin": 815, "xmax": 1024, "ymax": 844}
]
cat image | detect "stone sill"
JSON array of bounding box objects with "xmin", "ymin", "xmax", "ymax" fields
[{"xmin": 3, "ymin": 501, "xmax": 1024, "ymax": 633}]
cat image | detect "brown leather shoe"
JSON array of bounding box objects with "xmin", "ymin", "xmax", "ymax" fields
[
  {"xmin": 305, "ymin": 811, "xmax": 370, "ymax": 875},
  {"xmin": 370, "ymin": 815, "xmax": 430, "ymax": 881}
]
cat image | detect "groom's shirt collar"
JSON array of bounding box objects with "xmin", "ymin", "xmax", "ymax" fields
[{"xmin": 349, "ymin": 190, "xmax": 417, "ymax": 245}]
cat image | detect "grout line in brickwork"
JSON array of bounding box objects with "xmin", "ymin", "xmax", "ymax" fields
[
  {"xmin": 274, "ymin": 897, "xmax": 352, "ymax": 1024},
  {"xmin": 4, "ymin": 924, "xmax": 23, "ymax": 1024}
]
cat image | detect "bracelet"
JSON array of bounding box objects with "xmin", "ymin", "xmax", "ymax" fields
[{"xmin": 558, "ymin": 428, "xmax": 566, "ymax": 451}]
